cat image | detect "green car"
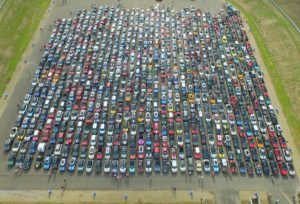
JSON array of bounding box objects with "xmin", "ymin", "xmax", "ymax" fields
[
  {"xmin": 129, "ymin": 160, "xmax": 136, "ymax": 174},
  {"xmin": 7, "ymin": 153, "xmax": 16, "ymax": 167}
]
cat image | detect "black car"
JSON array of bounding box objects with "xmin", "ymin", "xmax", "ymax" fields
[
  {"xmin": 22, "ymin": 155, "xmax": 33, "ymax": 170},
  {"xmin": 261, "ymin": 159, "xmax": 270, "ymax": 176},
  {"xmin": 154, "ymin": 159, "xmax": 160, "ymax": 173},
  {"xmin": 162, "ymin": 160, "xmax": 169, "ymax": 174},
  {"xmin": 51, "ymin": 156, "xmax": 59, "ymax": 171},
  {"xmin": 269, "ymin": 160, "xmax": 279, "ymax": 176},
  {"xmin": 78, "ymin": 159, "xmax": 85, "ymax": 172},
  {"xmin": 3, "ymin": 138, "xmax": 13, "ymax": 152},
  {"xmin": 35, "ymin": 154, "xmax": 43, "ymax": 169},
  {"xmin": 15, "ymin": 154, "xmax": 25, "ymax": 167},
  {"xmin": 95, "ymin": 160, "xmax": 101, "ymax": 174},
  {"xmin": 111, "ymin": 160, "xmax": 118, "ymax": 175}
]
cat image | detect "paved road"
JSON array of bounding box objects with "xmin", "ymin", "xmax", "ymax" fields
[{"xmin": 0, "ymin": 0, "xmax": 299, "ymax": 204}]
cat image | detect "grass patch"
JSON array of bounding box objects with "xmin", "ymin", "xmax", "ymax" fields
[
  {"xmin": 227, "ymin": 0, "xmax": 300, "ymax": 152},
  {"xmin": 275, "ymin": 0, "xmax": 300, "ymax": 27},
  {"xmin": 0, "ymin": 0, "xmax": 51, "ymax": 96}
]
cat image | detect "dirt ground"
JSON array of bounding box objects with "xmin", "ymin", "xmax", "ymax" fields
[{"xmin": 0, "ymin": 189, "xmax": 214, "ymax": 204}]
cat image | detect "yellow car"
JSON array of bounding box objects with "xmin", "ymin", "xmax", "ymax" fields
[
  {"xmin": 167, "ymin": 103, "xmax": 173, "ymax": 112},
  {"xmin": 222, "ymin": 36, "xmax": 227, "ymax": 44},
  {"xmin": 137, "ymin": 112, "xmax": 144, "ymax": 123},
  {"xmin": 123, "ymin": 122, "xmax": 129, "ymax": 133},
  {"xmin": 256, "ymin": 137, "xmax": 264, "ymax": 148},
  {"xmin": 176, "ymin": 124, "xmax": 183, "ymax": 135},
  {"xmin": 237, "ymin": 72, "xmax": 244, "ymax": 80},
  {"xmin": 17, "ymin": 129, "xmax": 26, "ymax": 141},
  {"xmin": 218, "ymin": 147, "xmax": 225, "ymax": 159},
  {"xmin": 210, "ymin": 97, "xmax": 216, "ymax": 104},
  {"xmin": 188, "ymin": 93, "xmax": 195, "ymax": 103},
  {"xmin": 125, "ymin": 92, "xmax": 131, "ymax": 102},
  {"xmin": 110, "ymin": 106, "xmax": 116, "ymax": 115},
  {"xmin": 52, "ymin": 73, "xmax": 60, "ymax": 83},
  {"xmin": 41, "ymin": 70, "xmax": 48, "ymax": 79}
]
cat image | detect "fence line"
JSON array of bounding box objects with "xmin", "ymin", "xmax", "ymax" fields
[{"xmin": 269, "ymin": 0, "xmax": 300, "ymax": 34}]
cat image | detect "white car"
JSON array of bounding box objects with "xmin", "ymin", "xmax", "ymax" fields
[
  {"xmin": 90, "ymin": 135, "xmax": 97, "ymax": 146},
  {"xmin": 99, "ymin": 123, "xmax": 106, "ymax": 135},
  {"xmin": 287, "ymin": 163, "xmax": 295, "ymax": 176},
  {"xmin": 221, "ymin": 158, "xmax": 228, "ymax": 171},
  {"xmin": 210, "ymin": 145, "xmax": 217, "ymax": 159},
  {"xmin": 203, "ymin": 159, "xmax": 211, "ymax": 173},
  {"xmin": 282, "ymin": 149, "xmax": 292, "ymax": 162},
  {"xmin": 119, "ymin": 159, "xmax": 127, "ymax": 174},
  {"xmin": 103, "ymin": 160, "xmax": 111, "ymax": 173},
  {"xmin": 88, "ymin": 146, "xmax": 95, "ymax": 160},
  {"xmin": 54, "ymin": 144, "xmax": 62, "ymax": 156},
  {"xmin": 259, "ymin": 148, "xmax": 267, "ymax": 160},
  {"xmin": 12, "ymin": 141, "xmax": 21, "ymax": 153},
  {"xmin": 130, "ymin": 125, "xmax": 137, "ymax": 136},
  {"xmin": 86, "ymin": 160, "xmax": 93, "ymax": 173},
  {"xmin": 179, "ymin": 160, "xmax": 186, "ymax": 172},
  {"xmin": 177, "ymin": 135, "xmax": 183, "ymax": 147},
  {"xmin": 171, "ymin": 160, "xmax": 178, "ymax": 173},
  {"xmin": 196, "ymin": 160, "xmax": 202, "ymax": 172},
  {"xmin": 146, "ymin": 159, "xmax": 152, "ymax": 173},
  {"xmin": 9, "ymin": 127, "xmax": 18, "ymax": 139},
  {"xmin": 145, "ymin": 112, "xmax": 151, "ymax": 123}
]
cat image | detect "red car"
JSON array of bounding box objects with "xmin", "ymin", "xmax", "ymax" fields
[
  {"xmin": 138, "ymin": 145, "xmax": 145, "ymax": 159},
  {"xmin": 247, "ymin": 106, "xmax": 254, "ymax": 115},
  {"xmin": 278, "ymin": 137, "xmax": 287, "ymax": 149},
  {"xmin": 268, "ymin": 126, "xmax": 276, "ymax": 138},
  {"xmin": 161, "ymin": 105, "xmax": 167, "ymax": 114},
  {"xmin": 229, "ymin": 160, "xmax": 238, "ymax": 173},
  {"xmin": 271, "ymin": 137, "xmax": 279, "ymax": 149},
  {"xmin": 194, "ymin": 147, "xmax": 202, "ymax": 159},
  {"xmin": 278, "ymin": 162, "xmax": 288, "ymax": 176},
  {"xmin": 274, "ymin": 149, "xmax": 283, "ymax": 162},
  {"xmin": 216, "ymin": 135, "xmax": 223, "ymax": 146},
  {"xmin": 96, "ymin": 149, "xmax": 103, "ymax": 160},
  {"xmin": 162, "ymin": 147, "xmax": 169, "ymax": 159},
  {"xmin": 45, "ymin": 119, "xmax": 53, "ymax": 130},
  {"xmin": 248, "ymin": 137, "xmax": 256, "ymax": 148},
  {"xmin": 238, "ymin": 127, "xmax": 246, "ymax": 137},
  {"xmin": 152, "ymin": 123, "xmax": 160, "ymax": 134},
  {"xmin": 129, "ymin": 148, "xmax": 136, "ymax": 160},
  {"xmin": 191, "ymin": 128, "xmax": 199, "ymax": 134},
  {"xmin": 153, "ymin": 138, "xmax": 160, "ymax": 147},
  {"xmin": 85, "ymin": 114, "xmax": 93, "ymax": 124},
  {"xmin": 65, "ymin": 132, "xmax": 73, "ymax": 145}
]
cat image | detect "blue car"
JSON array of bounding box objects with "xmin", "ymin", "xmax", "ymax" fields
[
  {"xmin": 29, "ymin": 141, "xmax": 37, "ymax": 155},
  {"xmin": 246, "ymin": 129, "xmax": 253, "ymax": 137},
  {"xmin": 161, "ymin": 129, "xmax": 168, "ymax": 136},
  {"xmin": 68, "ymin": 157, "xmax": 76, "ymax": 172},
  {"xmin": 146, "ymin": 139, "xmax": 152, "ymax": 146},
  {"xmin": 43, "ymin": 156, "xmax": 51, "ymax": 170},
  {"xmin": 59, "ymin": 158, "xmax": 66, "ymax": 172},
  {"xmin": 50, "ymin": 134, "xmax": 56, "ymax": 145},
  {"xmin": 239, "ymin": 162, "xmax": 246, "ymax": 175}
]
